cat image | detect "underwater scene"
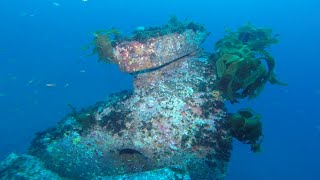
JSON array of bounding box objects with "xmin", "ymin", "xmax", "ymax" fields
[{"xmin": 0, "ymin": 0, "xmax": 319, "ymax": 179}]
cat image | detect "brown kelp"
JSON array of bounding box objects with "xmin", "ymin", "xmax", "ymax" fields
[
  {"xmin": 227, "ymin": 108, "xmax": 263, "ymax": 152},
  {"xmin": 86, "ymin": 28, "xmax": 121, "ymax": 63},
  {"xmin": 213, "ymin": 23, "xmax": 287, "ymax": 103}
]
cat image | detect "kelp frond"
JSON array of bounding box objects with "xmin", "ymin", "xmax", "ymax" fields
[
  {"xmin": 85, "ymin": 28, "xmax": 121, "ymax": 63},
  {"xmin": 228, "ymin": 108, "xmax": 263, "ymax": 152},
  {"xmin": 213, "ymin": 23, "xmax": 286, "ymax": 102}
]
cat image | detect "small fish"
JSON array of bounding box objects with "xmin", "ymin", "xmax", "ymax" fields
[
  {"xmin": 46, "ymin": 83, "xmax": 57, "ymax": 87},
  {"xmin": 135, "ymin": 26, "xmax": 145, "ymax": 31},
  {"xmin": 64, "ymin": 83, "xmax": 70, "ymax": 87},
  {"xmin": 80, "ymin": 70, "xmax": 86, "ymax": 73},
  {"xmin": 26, "ymin": 79, "xmax": 35, "ymax": 86},
  {"xmin": 52, "ymin": 2, "xmax": 60, "ymax": 6},
  {"xmin": 0, "ymin": 92, "xmax": 6, "ymax": 97},
  {"xmin": 20, "ymin": 11, "xmax": 28, "ymax": 16},
  {"xmin": 20, "ymin": 11, "xmax": 35, "ymax": 17}
]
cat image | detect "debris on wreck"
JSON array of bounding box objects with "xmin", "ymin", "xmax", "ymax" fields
[{"xmin": 0, "ymin": 17, "xmax": 286, "ymax": 179}]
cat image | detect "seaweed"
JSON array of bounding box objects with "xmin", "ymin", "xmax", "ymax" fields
[
  {"xmin": 66, "ymin": 103, "xmax": 101, "ymax": 134},
  {"xmin": 214, "ymin": 23, "xmax": 287, "ymax": 103},
  {"xmin": 85, "ymin": 28, "xmax": 121, "ymax": 63},
  {"xmin": 227, "ymin": 108, "xmax": 263, "ymax": 152}
]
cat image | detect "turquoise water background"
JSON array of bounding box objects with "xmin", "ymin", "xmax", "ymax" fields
[{"xmin": 0, "ymin": 0, "xmax": 319, "ymax": 179}]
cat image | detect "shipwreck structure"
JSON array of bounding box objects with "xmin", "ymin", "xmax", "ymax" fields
[{"xmin": 0, "ymin": 17, "xmax": 284, "ymax": 179}]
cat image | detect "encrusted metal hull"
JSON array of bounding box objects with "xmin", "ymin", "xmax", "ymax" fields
[
  {"xmin": 113, "ymin": 29, "xmax": 209, "ymax": 73},
  {"xmin": 1, "ymin": 55, "xmax": 232, "ymax": 180}
]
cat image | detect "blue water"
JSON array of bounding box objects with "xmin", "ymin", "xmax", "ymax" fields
[{"xmin": 0, "ymin": 0, "xmax": 319, "ymax": 179}]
